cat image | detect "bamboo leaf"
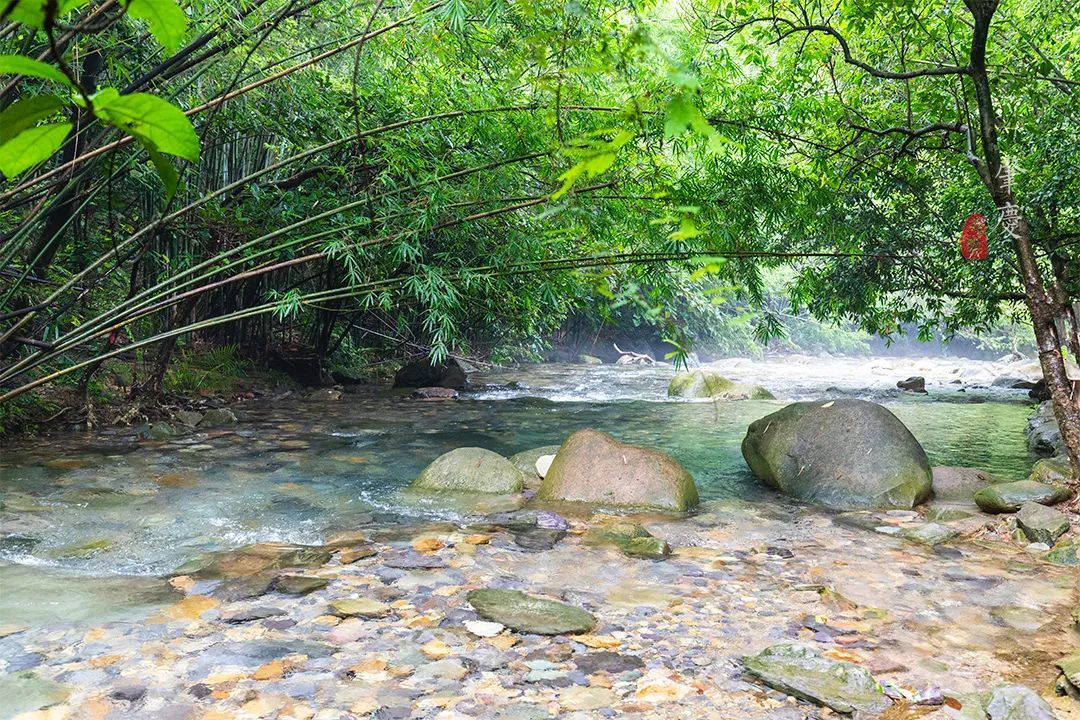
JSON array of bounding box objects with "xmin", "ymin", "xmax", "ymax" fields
[
  {"xmin": 0, "ymin": 54, "xmax": 75, "ymax": 87},
  {"xmin": 0, "ymin": 121, "xmax": 71, "ymax": 177}
]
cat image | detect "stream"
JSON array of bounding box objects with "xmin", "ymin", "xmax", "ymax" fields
[
  {"xmin": 0, "ymin": 357, "xmax": 1076, "ymax": 720},
  {"xmin": 0, "ymin": 358, "xmax": 1038, "ymax": 626}
]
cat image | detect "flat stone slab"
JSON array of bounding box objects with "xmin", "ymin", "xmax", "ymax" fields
[
  {"xmin": 743, "ymin": 643, "xmax": 890, "ymax": 714},
  {"xmin": 329, "ymin": 598, "xmax": 391, "ymax": 618},
  {"xmin": 1015, "ymin": 502, "xmax": 1070, "ymax": 545},
  {"xmin": 466, "ymin": 589, "xmax": 595, "ymax": 635}
]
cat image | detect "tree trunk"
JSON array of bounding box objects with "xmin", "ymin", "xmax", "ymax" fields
[{"xmin": 964, "ymin": 0, "xmax": 1080, "ymax": 483}]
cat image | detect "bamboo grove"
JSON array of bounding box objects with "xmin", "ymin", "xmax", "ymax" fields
[{"xmin": 1, "ymin": 0, "xmax": 1079, "ymax": 477}]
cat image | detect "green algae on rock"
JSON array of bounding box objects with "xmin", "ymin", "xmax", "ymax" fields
[
  {"xmin": 582, "ymin": 520, "xmax": 671, "ymax": 559},
  {"xmin": 1046, "ymin": 536, "xmax": 1080, "ymax": 566},
  {"xmin": 973, "ymin": 480, "xmax": 1072, "ymax": 514},
  {"xmin": 466, "ymin": 588, "xmax": 595, "ymax": 635},
  {"xmin": 743, "ymin": 643, "xmax": 890, "ymax": 714},
  {"xmin": 667, "ymin": 370, "xmax": 774, "ymax": 400},
  {"xmin": 411, "ymin": 447, "xmax": 525, "ymax": 494},
  {"xmin": 741, "ymin": 399, "xmax": 932, "ymax": 509},
  {"xmin": 538, "ymin": 429, "xmax": 698, "ymax": 511}
]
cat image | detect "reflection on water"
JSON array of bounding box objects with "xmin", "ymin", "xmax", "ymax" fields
[{"xmin": 0, "ymin": 358, "xmax": 1036, "ymax": 627}]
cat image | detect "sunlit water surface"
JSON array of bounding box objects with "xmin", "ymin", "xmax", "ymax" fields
[{"xmin": 0, "ymin": 358, "xmax": 1036, "ymax": 626}]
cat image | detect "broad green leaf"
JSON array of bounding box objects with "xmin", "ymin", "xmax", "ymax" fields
[
  {"xmin": 0, "ymin": 94, "xmax": 65, "ymax": 144},
  {"xmin": 122, "ymin": 0, "xmax": 187, "ymax": 54},
  {"xmin": 0, "ymin": 121, "xmax": 71, "ymax": 177},
  {"xmin": 145, "ymin": 144, "xmax": 179, "ymax": 199},
  {"xmin": 94, "ymin": 91, "xmax": 199, "ymax": 161},
  {"xmin": 0, "ymin": 54, "xmax": 74, "ymax": 87},
  {"xmin": 0, "ymin": 0, "xmax": 90, "ymax": 28}
]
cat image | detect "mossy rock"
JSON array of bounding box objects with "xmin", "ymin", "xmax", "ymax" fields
[
  {"xmin": 1015, "ymin": 502, "xmax": 1070, "ymax": 545},
  {"xmin": 537, "ymin": 429, "xmax": 698, "ymax": 511},
  {"xmin": 411, "ymin": 447, "xmax": 525, "ymax": 494},
  {"xmin": 743, "ymin": 643, "xmax": 890, "ymax": 714},
  {"xmin": 509, "ymin": 445, "xmax": 561, "ymax": 484},
  {"xmin": 931, "ymin": 466, "xmax": 1009, "ymax": 503},
  {"xmin": 973, "ymin": 480, "xmax": 1072, "ymax": 514},
  {"xmin": 668, "ymin": 370, "xmax": 774, "ymax": 400},
  {"xmin": 1028, "ymin": 458, "xmax": 1072, "ymax": 485},
  {"xmin": 582, "ymin": 520, "xmax": 671, "ymax": 559},
  {"xmin": 466, "ymin": 588, "xmax": 595, "ymax": 635},
  {"xmin": 1047, "ymin": 537, "xmax": 1080, "ymax": 566},
  {"xmin": 174, "ymin": 542, "xmax": 331, "ymax": 578},
  {"xmin": 742, "ymin": 399, "xmax": 932, "ymax": 510}
]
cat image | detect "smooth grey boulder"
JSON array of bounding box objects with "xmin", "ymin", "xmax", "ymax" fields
[
  {"xmin": 984, "ymin": 684, "xmax": 1057, "ymax": 720},
  {"xmin": 411, "ymin": 447, "xmax": 525, "ymax": 494},
  {"xmin": 743, "ymin": 643, "xmax": 890, "ymax": 714},
  {"xmin": 741, "ymin": 399, "xmax": 932, "ymax": 509}
]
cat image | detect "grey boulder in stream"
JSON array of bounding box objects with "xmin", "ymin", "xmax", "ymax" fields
[
  {"xmin": 411, "ymin": 447, "xmax": 525, "ymax": 494},
  {"xmin": 741, "ymin": 399, "xmax": 933, "ymax": 509}
]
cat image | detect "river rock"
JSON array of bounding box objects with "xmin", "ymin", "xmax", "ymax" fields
[
  {"xmin": 1056, "ymin": 652, "xmax": 1080, "ymax": 697},
  {"xmin": 973, "ymin": 481, "xmax": 1072, "ymax": 514},
  {"xmin": 200, "ymin": 407, "xmax": 237, "ymax": 427},
  {"xmin": 466, "ymin": 589, "xmax": 596, "ymax": 635},
  {"xmin": 582, "ymin": 519, "xmax": 671, "ymax": 559},
  {"xmin": 932, "ymin": 466, "xmax": 1008, "ymax": 502},
  {"xmin": 509, "ymin": 446, "xmax": 561, "ymax": 486},
  {"xmin": 1029, "ymin": 458, "xmax": 1072, "ymax": 485},
  {"xmin": 537, "ymin": 429, "xmax": 698, "ymax": 511},
  {"xmin": 741, "ymin": 399, "xmax": 932, "ymax": 509},
  {"xmin": 667, "ymin": 370, "xmax": 774, "ymax": 400},
  {"xmin": 176, "ymin": 543, "xmax": 331, "ymax": 578},
  {"xmin": 393, "ymin": 358, "xmax": 467, "ymax": 389},
  {"xmin": 979, "ymin": 684, "xmax": 1057, "ymax": 720},
  {"xmin": 175, "ymin": 410, "xmax": 203, "ymax": 427},
  {"xmin": 897, "ymin": 376, "xmax": 927, "ymax": 393},
  {"xmin": 273, "ymin": 575, "xmax": 330, "ymax": 595},
  {"xmin": 743, "ymin": 643, "xmax": 890, "ymax": 713},
  {"xmin": 411, "ymin": 387, "xmax": 459, "ymax": 400},
  {"xmin": 411, "ymin": 447, "xmax": 525, "ymax": 494},
  {"xmin": 1046, "ymin": 536, "xmax": 1080, "ymax": 566},
  {"xmin": 1015, "ymin": 502, "xmax": 1070, "ymax": 544},
  {"xmin": 1027, "ymin": 402, "xmax": 1064, "ymax": 458},
  {"xmin": 329, "ymin": 598, "xmax": 391, "ymax": 618},
  {"xmin": 579, "ymin": 355, "xmax": 603, "ymax": 365}
]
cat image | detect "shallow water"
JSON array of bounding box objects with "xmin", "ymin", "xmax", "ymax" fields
[{"xmin": 0, "ymin": 358, "xmax": 1038, "ymax": 628}]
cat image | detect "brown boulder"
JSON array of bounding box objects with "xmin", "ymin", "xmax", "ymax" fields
[{"xmin": 537, "ymin": 429, "xmax": 698, "ymax": 511}]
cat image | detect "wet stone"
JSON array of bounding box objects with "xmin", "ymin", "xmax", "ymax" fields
[
  {"xmin": 467, "ymin": 589, "xmax": 595, "ymax": 635},
  {"xmin": 743, "ymin": 643, "xmax": 891, "ymax": 714},
  {"xmin": 382, "ymin": 550, "xmax": 446, "ymax": 569},
  {"xmin": 273, "ymin": 574, "xmax": 329, "ymax": 595},
  {"xmin": 220, "ymin": 605, "xmax": 286, "ymax": 623},
  {"xmin": 1015, "ymin": 501, "xmax": 1070, "ymax": 545},
  {"xmin": 573, "ymin": 651, "xmax": 646, "ymax": 675}
]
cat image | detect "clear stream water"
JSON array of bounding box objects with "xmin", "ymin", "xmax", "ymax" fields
[{"xmin": 0, "ymin": 358, "xmax": 1037, "ymax": 627}]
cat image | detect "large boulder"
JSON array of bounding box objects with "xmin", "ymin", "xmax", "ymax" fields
[
  {"xmin": 537, "ymin": 429, "xmax": 699, "ymax": 511},
  {"xmin": 393, "ymin": 358, "xmax": 467, "ymax": 389},
  {"xmin": 509, "ymin": 445, "xmax": 561, "ymax": 488},
  {"xmin": 741, "ymin": 399, "xmax": 933, "ymax": 509},
  {"xmin": 411, "ymin": 448, "xmax": 525, "ymax": 494},
  {"xmin": 973, "ymin": 480, "xmax": 1072, "ymax": 514},
  {"xmin": 668, "ymin": 370, "xmax": 774, "ymax": 400}
]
